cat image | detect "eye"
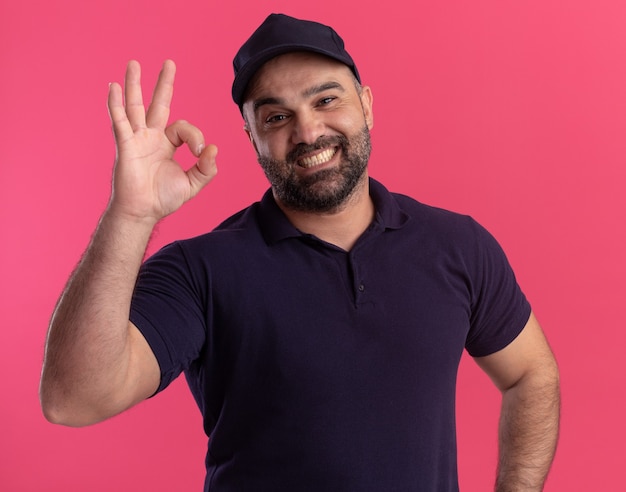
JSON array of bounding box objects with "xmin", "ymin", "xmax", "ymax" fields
[
  {"xmin": 318, "ymin": 96, "xmax": 336, "ymax": 106},
  {"xmin": 265, "ymin": 114, "xmax": 288, "ymax": 124}
]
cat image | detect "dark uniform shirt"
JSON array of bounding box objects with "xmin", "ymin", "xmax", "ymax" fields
[{"xmin": 130, "ymin": 178, "xmax": 531, "ymax": 491}]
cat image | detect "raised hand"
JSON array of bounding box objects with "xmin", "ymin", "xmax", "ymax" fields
[
  {"xmin": 40, "ymin": 60, "xmax": 219, "ymax": 426},
  {"xmin": 107, "ymin": 60, "xmax": 217, "ymax": 223}
]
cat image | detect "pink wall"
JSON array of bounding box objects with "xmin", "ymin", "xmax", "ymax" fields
[{"xmin": 2, "ymin": 0, "xmax": 625, "ymax": 490}]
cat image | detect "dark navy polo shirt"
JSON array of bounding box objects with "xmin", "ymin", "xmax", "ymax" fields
[{"xmin": 130, "ymin": 178, "xmax": 530, "ymax": 492}]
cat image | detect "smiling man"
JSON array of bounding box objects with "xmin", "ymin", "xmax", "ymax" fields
[
  {"xmin": 40, "ymin": 13, "xmax": 560, "ymax": 492},
  {"xmin": 245, "ymin": 52, "xmax": 373, "ymax": 216},
  {"xmin": 243, "ymin": 51, "xmax": 375, "ymax": 250}
]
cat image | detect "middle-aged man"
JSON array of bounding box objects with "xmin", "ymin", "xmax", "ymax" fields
[{"xmin": 41, "ymin": 13, "xmax": 560, "ymax": 491}]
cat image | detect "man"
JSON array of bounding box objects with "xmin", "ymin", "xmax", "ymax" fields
[{"xmin": 40, "ymin": 13, "xmax": 559, "ymax": 491}]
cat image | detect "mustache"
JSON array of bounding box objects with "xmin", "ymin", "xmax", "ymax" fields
[{"xmin": 286, "ymin": 135, "xmax": 349, "ymax": 163}]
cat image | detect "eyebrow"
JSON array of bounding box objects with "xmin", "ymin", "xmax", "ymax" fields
[{"xmin": 253, "ymin": 81, "xmax": 346, "ymax": 112}]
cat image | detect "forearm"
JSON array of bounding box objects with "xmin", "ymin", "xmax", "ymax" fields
[
  {"xmin": 40, "ymin": 208, "xmax": 157, "ymax": 425},
  {"xmin": 495, "ymin": 368, "xmax": 560, "ymax": 491}
]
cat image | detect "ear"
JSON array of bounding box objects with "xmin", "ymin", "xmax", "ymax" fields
[
  {"xmin": 359, "ymin": 86, "xmax": 374, "ymax": 130},
  {"xmin": 243, "ymin": 125, "xmax": 259, "ymax": 154}
]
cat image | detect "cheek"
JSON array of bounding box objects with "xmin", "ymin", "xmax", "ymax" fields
[
  {"xmin": 254, "ymin": 135, "xmax": 288, "ymax": 160},
  {"xmin": 331, "ymin": 110, "xmax": 369, "ymax": 134},
  {"xmin": 254, "ymin": 141, "xmax": 274, "ymax": 159}
]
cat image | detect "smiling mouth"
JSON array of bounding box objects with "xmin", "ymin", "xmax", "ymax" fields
[{"xmin": 297, "ymin": 148, "xmax": 337, "ymax": 169}]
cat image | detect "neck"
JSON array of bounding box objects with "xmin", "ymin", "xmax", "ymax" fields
[{"xmin": 274, "ymin": 176, "xmax": 374, "ymax": 251}]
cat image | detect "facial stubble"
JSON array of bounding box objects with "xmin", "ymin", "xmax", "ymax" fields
[{"xmin": 257, "ymin": 125, "xmax": 372, "ymax": 213}]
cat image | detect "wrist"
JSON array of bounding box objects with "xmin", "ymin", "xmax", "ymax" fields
[{"xmin": 104, "ymin": 202, "xmax": 161, "ymax": 230}]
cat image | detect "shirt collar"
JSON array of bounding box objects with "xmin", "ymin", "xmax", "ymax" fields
[
  {"xmin": 257, "ymin": 177, "xmax": 411, "ymax": 245},
  {"xmin": 369, "ymin": 178, "xmax": 410, "ymax": 230}
]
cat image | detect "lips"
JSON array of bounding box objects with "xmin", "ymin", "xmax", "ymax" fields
[{"xmin": 297, "ymin": 148, "xmax": 337, "ymax": 168}]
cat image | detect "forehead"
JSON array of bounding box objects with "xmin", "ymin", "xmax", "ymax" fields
[{"xmin": 244, "ymin": 52, "xmax": 355, "ymax": 103}]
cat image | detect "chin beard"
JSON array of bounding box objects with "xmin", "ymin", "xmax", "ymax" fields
[{"xmin": 257, "ymin": 125, "xmax": 372, "ymax": 213}]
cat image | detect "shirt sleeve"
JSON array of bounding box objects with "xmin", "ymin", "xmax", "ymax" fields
[
  {"xmin": 130, "ymin": 241, "xmax": 208, "ymax": 393},
  {"xmin": 464, "ymin": 220, "xmax": 532, "ymax": 357}
]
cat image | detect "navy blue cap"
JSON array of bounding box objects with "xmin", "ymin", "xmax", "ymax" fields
[{"xmin": 232, "ymin": 13, "xmax": 361, "ymax": 107}]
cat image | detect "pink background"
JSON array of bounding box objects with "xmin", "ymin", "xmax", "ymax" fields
[{"xmin": 2, "ymin": 0, "xmax": 625, "ymax": 490}]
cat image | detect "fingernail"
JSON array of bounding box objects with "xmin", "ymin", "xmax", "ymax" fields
[{"xmin": 197, "ymin": 144, "xmax": 205, "ymax": 156}]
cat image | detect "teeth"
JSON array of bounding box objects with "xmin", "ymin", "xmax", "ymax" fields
[{"xmin": 299, "ymin": 148, "xmax": 336, "ymax": 168}]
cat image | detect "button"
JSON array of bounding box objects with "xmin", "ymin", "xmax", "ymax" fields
[{"xmin": 358, "ymin": 284, "xmax": 365, "ymax": 292}]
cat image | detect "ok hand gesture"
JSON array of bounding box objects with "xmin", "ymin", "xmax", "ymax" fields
[{"xmin": 107, "ymin": 60, "xmax": 217, "ymax": 223}]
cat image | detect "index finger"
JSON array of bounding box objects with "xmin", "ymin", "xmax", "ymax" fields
[{"xmin": 146, "ymin": 60, "xmax": 176, "ymax": 129}]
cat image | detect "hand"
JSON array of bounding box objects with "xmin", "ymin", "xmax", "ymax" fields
[{"xmin": 107, "ymin": 60, "xmax": 217, "ymax": 223}]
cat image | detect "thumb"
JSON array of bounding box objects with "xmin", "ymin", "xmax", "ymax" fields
[{"xmin": 187, "ymin": 144, "xmax": 218, "ymax": 197}]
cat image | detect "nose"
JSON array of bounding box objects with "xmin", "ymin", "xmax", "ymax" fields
[{"xmin": 291, "ymin": 110, "xmax": 325, "ymax": 146}]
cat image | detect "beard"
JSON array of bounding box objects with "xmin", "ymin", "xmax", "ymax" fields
[{"xmin": 257, "ymin": 125, "xmax": 372, "ymax": 213}]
